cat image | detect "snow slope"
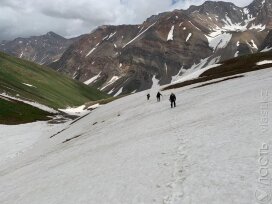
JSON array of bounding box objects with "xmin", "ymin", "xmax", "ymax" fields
[
  {"xmin": 0, "ymin": 122, "xmax": 66, "ymax": 167},
  {"xmin": 0, "ymin": 68, "xmax": 272, "ymax": 204}
]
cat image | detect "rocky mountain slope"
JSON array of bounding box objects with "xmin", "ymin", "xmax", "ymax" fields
[
  {"xmin": 49, "ymin": 0, "xmax": 271, "ymax": 95},
  {"xmin": 0, "ymin": 32, "xmax": 81, "ymax": 65},
  {"xmin": 259, "ymin": 30, "xmax": 272, "ymax": 51}
]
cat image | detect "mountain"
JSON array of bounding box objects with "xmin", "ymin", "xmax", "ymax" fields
[
  {"xmin": 50, "ymin": 0, "xmax": 271, "ymax": 96},
  {"xmin": 0, "ymin": 51, "xmax": 108, "ymax": 124},
  {"xmin": 0, "ymin": 32, "xmax": 82, "ymax": 65}
]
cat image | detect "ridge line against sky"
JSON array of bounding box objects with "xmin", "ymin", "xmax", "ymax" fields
[{"xmin": 0, "ymin": 0, "xmax": 252, "ymax": 41}]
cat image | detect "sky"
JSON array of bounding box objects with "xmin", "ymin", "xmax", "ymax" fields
[{"xmin": 0, "ymin": 0, "xmax": 252, "ymax": 41}]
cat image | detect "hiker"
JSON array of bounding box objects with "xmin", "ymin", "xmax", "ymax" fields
[
  {"xmin": 169, "ymin": 93, "xmax": 176, "ymax": 108},
  {"xmin": 156, "ymin": 92, "xmax": 162, "ymax": 102},
  {"xmin": 147, "ymin": 93, "xmax": 150, "ymax": 100}
]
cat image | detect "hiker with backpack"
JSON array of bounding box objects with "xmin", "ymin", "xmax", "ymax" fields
[
  {"xmin": 156, "ymin": 92, "xmax": 162, "ymax": 102},
  {"xmin": 169, "ymin": 93, "xmax": 176, "ymax": 108}
]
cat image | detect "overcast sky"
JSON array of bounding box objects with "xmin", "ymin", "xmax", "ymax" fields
[{"xmin": 0, "ymin": 0, "xmax": 252, "ymax": 41}]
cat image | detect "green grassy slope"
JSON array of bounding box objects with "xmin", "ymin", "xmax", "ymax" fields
[
  {"xmin": 0, "ymin": 97, "xmax": 53, "ymax": 125},
  {"xmin": 0, "ymin": 51, "xmax": 109, "ymax": 109}
]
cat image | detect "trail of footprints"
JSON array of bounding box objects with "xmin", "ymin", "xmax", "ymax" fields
[{"xmin": 163, "ymin": 123, "xmax": 189, "ymax": 204}]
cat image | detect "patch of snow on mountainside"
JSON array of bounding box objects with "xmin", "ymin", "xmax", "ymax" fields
[
  {"xmin": 137, "ymin": 27, "xmax": 144, "ymax": 34},
  {"xmin": 249, "ymin": 23, "xmax": 266, "ymax": 31},
  {"xmin": 72, "ymin": 71, "xmax": 78, "ymax": 79},
  {"xmin": 84, "ymin": 72, "xmax": 102, "ymax": 85},
  {"xmin": 186, "ymin": 33, "xmax": 192, "ymax": 42},
  {"xmin": 114, "ymin": 87, "xmax": 123, "ymax": 97},
  {"xmin": 205, "ymin": 32, "xmax": 232, "ymax": 51},
  {"xmin": 261, "ymin": 47, "xmax": 272, "ymax": 52},
  {"xmin": 102, "ymin": 35, "xmax": 109, "ymax": 41},
  {"xmin": 59, "ymin": 105, "xmax": 87, "ymax": 116},
  {"xmin": 186, "ymin": 57, "xmax": 212, "ymax": 74},
  {"xmin": 206, "ymin": 10, "xmax": 263, "ymax": 36},
  {"xmin": 1, "ymin": 68, "xmax": 271, "ymax": 204},
  {"xmin": 250, "ymin": 40, "xmax": 258, "ymax": 49},
  {"xmin": 86, "ymin": 48, "xmax": 96, "ymax": 57},
  {"xmin": 207, "ymin": 56, "xmax": 221, "ymax": 65},
  {"xmin": 108, "ymin": 88, "xmax": 115, "ymax": 95},
  {"xmin": 171, "ymin": 66, "xmax": 186, "ymax": 83},
  {"xmin": 172, "ymin": 56, "xmax": 221, "ymax": 83},
  {"xmin": 22, "ymin": 83, "xmax": 36, "ymax": 88},
  {"xmin": 222, "ymin": 16, "xmax": 248, "ymax": 32},
  {"xmin": 59, "ymin": 104, "xmax": 100, "ymax": 116},
  {"xmin": 101, "ymin": 76, "xmax": 120, "ymax": 90},
  {"xmin": 167, "ymin": 25, "xmax": 175, "ymax": 41},
  {"xmin": 151, "ymin": 75, "xmax": 160, "ymax": 92},
  {"xmin": 86, "ymin": 43, "xmax": 100, "ymax": 57},
  {"xmin": 108, "ymin": 32, "xmax": 117, "ymax": 39},
  {"xmin": 173, "ymin": 63, "xmax": 221, "ymax": 84},
  {"xmin": 243, "ymin": 8, "xmax": 257, "ymax": 27},
  {"xmin": 256, "ymin": 60, "xmax": 272, "ymax": 65},
  {"xmin": 123, "ymin": 22, "xmax": 156, "ymax": 48}
]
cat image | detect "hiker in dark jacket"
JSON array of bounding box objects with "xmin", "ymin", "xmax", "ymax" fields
[
  {"xmin": 147, "ymin": 93, "xmax": 150, "ymax": 100},
  {"xmin": 169, "ymin": 93, "xmax": 176, "ymax": 108},
  {"xmin": 156, "ymin": 92, "xmax": 162, "ymax": 102}
]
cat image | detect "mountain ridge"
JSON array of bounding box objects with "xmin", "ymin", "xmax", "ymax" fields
[
  {"xmin": 0, "ymin": 32, "xmax": 83, "ymax": 65},
  {"xmin": 49, "ymin": 0, "xmax": 272, "ymax": 96}
]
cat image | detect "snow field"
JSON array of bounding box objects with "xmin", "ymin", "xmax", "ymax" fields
[{"xmin": 0, "ymin": 68, "xmax": 272, "ymax": 204}]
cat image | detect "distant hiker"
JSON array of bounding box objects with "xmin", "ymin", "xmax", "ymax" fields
[
  {"xmin": 156, "ymin": 92, "xmax": 162, "ymax": 102},
  {"xmin": 147, "ymin": 93, "xmax": 150, "ymax": 100},
  {"xmin": 169, "ymin": 93, "xmax": 176, "ymax": 108}
]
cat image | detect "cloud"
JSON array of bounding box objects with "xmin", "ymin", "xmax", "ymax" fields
[{"xmin": 0, "ymin": 0, "xmax": 252, "ymax": 41}]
